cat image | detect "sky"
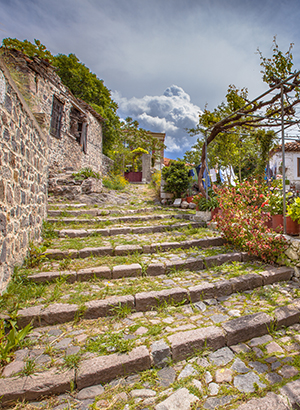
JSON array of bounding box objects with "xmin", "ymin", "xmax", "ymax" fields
[{"xmin": 1, "ymin": 0, "xmax": 300, "ymax": 159}]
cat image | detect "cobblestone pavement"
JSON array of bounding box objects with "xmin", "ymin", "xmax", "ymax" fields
[{"xmin": 1, "ymin": 185, "xmax": 300, "ymax": 410}]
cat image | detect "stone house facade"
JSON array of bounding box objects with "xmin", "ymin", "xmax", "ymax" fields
[
  {"xmin": 270, "ymin": 142, "xmax": 300, "ymax": 190},
  {"xmin": 3, "ymin": 49, "xmax": 105, "ymax": 174},
  {"xmin": 0, "ymin": 49, "xmax": 106, "ymax": 291},
  {"xmin": 0, "ymin": 58, "xmax": 48, "ymax": 292}
]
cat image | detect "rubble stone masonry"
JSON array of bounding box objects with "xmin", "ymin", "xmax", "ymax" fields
[{"xmin": 0, "ymin": 59, "xmax": 48, "ymax": 292}]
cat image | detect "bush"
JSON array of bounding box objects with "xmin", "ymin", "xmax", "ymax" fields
[
  {"xmin": 103, "ymin": 174, "xmax": 128, "ymax": 190},
  {"xmin": 162, "ymin": 161, "xmax": 189, "ymax": 197},
  {"xmin": 150, "ymin": 170, "xmax": 161, "ymax": 196},
  {"xmin": 215, "ymin": 180, "xmax": 288, "ymax": 263}
]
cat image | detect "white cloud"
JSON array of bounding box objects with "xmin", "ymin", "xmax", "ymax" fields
[{"xmin": 113, "ymin": 85, "xmax": 201, "ymax": 158}]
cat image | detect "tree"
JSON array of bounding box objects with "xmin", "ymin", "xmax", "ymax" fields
[
  {"xmin": 1, "ymin": 38, "xmax": 121, "ymax": 155},
  {"xmin": 190, "ymin": 38, "xmax": 300, "ymax": 196}
]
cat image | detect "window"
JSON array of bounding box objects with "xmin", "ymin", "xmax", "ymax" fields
[
  {"xmin": 50, "ymin": 96, "xmax": 64, "ymax": 138},
  {"xmin": 297, "ymin": 158, "xmax": 300, "ymax": 177}
]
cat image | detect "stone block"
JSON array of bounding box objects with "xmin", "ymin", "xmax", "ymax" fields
[
  {"xmin": 204, "ymin": 252, "xmax": 241, "ymax": 268},
  {"xmin": 59, "ymin": 229, "xmax": 88, "ymax": 238},
  {"xmin": 28, "ymin": 270, "xmax": 76, "ymax": 284},
  {"xmin": 112, "ymin": 263, "xmax": 142, "ymax": 279},
  {"xmin": 77, "ymin": 266, "xmax": 111, "ymax": 281},
  {"xmin": 160, "ymin": 192, "xmax": 174, "ymax": 199},
  {"xmin": 274, "ymin": 305, "xmax": 300, "ymax": 328},
  {"xmin": 135, "ymin": 288, "xmax": 188, "ymax": 312},
  {"xmin": 236, "ymin": 392, "xmax": 289, "ymax": 409},
  {"xmin": 155, "ymin": 387, "xmax": 198, "ymax": 410},
  {"xmin": 84, "ymin": 295, "xmax": 135, "ymax": 319},
  {"xmin": 131, "ymin": 226, "xmax": 154, "ymax": 234},
  {"xmin": 39, "ymin": 303, "xmax": 78, "ymax": 326},
  {"xmin": 184, "ymin": 257, "xmax": 204, "ymax": 271},
  {"xmin": 43, "ymin": 249, "xmax": 69, "ymax": 260},
  {"xmin": 147, "ymin": 263, "xmax": 165, "ymax": 276},
  {"xmin": 17, "ymin": 305, "xmax": 44, "ymax": 328},
  {"xmin": 241, "ymin": 252, "xmax": 257, "ymax": 262},
  {"xmin": 168, "ymin": 326, "xmax": 225, "ymax": 362},
  {"xmin": 91, "ymin": 228, "xmax": 110, "ymax": 236},
  {"xmin": 78, "ymin": 246, "xmax": 113, "ymax": 258},
  {"xmin": 114, "ymin": 245, "xmax": 143, "ymax": 256},
  {"xmin": 142, "ymin": 245, "xmax": 151, "ymax": 254},
  {"xmin": 214, "ymin": 280, "xmax": 233, "ymax": 297},
  {"xmin": 151, "ymin": 340, "xmax": 171, "ymax": 367},
  {"xmin": 280, "ymin": 379, "xmax": 300, "ymax": 407},
  {"xmin": 259, "ymin": 266, "xmax": 294, "ymax": 285},
  {"xmin": 152, "ymin": 242, "xmax": 181, "ymax": 252},
  {"xmin": 229, "ymin": 274, "xmax": 263, "ymax": 293},
  {"xmin": 173, "ymin": 198, "xmax": 182, "ymax": 207},
  {"xmin": 188, "ymin": 282, "xmax": 215, "ymax": 302},
  {"xmin": 222, "ymin": 312, "xmax": 273, "ymax": 346},
  {"xmin": 165, "ymin": 259, "xmax": 187, "ymax": 273},
  {"xmin": 0, "ymin": 368, "xmax": 74, "ymax": 406},
  {"xmin": 77, "ymin": 346, "xmax": 151, "ymax": 389},
  {"xmin": 109, "ymin": 227, "xmax": 131, "ymax": 235}
]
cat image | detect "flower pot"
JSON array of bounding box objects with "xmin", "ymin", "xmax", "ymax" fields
[
  {"xmin": 272, "ymin": 214, "xmax": 283, "ymax": 232},
  {"xmin": 186, "ymin": 196, "xmax": 194, "ymax": 203},
  {"xmin": 262, "ymin": 212, "xmax": 272, "ymax": 229},
  {"xmin": 286, "ymin": 216, "xmax": 299, "ymax": 235},
  {"xmin": 211, "ymin": 207, "xmax": 220, "ymax": 219}
]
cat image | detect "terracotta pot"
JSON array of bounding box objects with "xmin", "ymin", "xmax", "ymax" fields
[
  {"xmin": 186, "ymin": 196, "xmax": 194, "ymax": 203},
  {"xmin": 211, "ymin": 207, "xmax": 220, "ymax": 219},
  {"xmin": 262, "ymin": 212, "xmax": 272, "ymax": 229},
  {"xmin": 272, "ymin": 214, "xmax": 283, "ymax": 232},
  {"xmin": 286, "ymin": 216, "xmax": 299, "ymax": 235}
]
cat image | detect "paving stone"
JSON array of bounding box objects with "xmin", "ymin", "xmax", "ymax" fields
[
  {"xmin": 203, "ymin": 395, "xmax": 234, "ymax": 410},
  {"xmin": 197, "ymin": 357, "xmax": 210, "ymax": 368},
  {"xmin": 223, "ymin": 313, "xmax": 272, "ymax": 345},
  {"xmin": 265, "ymin": 341, "xmax": 284, "ymax": 354},
  {"xmin": 235, "ymin": 391, "xmax": 290, "ymax": 410},
  {"xmin": 209, "ymin": 347, "xmax": 234, "ymax": 366},
  {"xmin": 77, "ymin": 384, "xmax": 104, "ymax": 400},
  {"xmin": 135, "ymin": 288, "xmax": 188, "ymax": 312},
  {"xmin": 54, "ymin": 338, "xmax": 72, "ymax": 350},
  {"xmin": 135, "ymin": 326, "xmax": 148, "ymax": 335},
  {"xmin": 231, "ymin": 358, "xmax": 250, "ymax": 374},
  {"xmin": 193, "ymin": 301, "xmax": 206, "ymax": 312},
  {"xmin": 248, "ymin": 361, "xmax": 268, "ymax": 374},
  {"xmin": 205, "ymin": 371, "xmax": 213, "ymax": 383},
  {"xmin": 168, "ymin": 326, "xmax": 225, "ymax": 361},
  {"xmin": 0, "ymin": 368, "xmax": 74, "ymax": 405},
  {"xmin": 265, "ymin": 372, "xmax": 283, "ymax": 384},
  {"xmin": 66, "ymin": 346, "xmax": 81, "ymax": 356},
  {"xmin": 178, "ymin": 364, "xmax": 198, "ymax": 380},
  {"xmin": 192, "ymin": 379, "xmax": 203, "ymax": 392},
  {"xmin": 208, "ymin": 382, "xmax": 219, "ymax": 396},
  {"xmin": 215, "ymin": 368, "xmax": 233, "ymax": 383},
  {"xmin": 210, "ymin": 313, "xmax": 229, "ymax": 323},
  {"xmin": 230, "ymin": 343, "xmax": 250, "ymax": 354},
  {"xmin": 84, "ymin": 295, "xmax": 134, "ymax": 319},
  {"xmin": 112, "ymin": 263, "xmax": 142, "ymax": 279},
  {"xmin": 157, "ymin": 367, "xmax": 176, "ymax": 387},
  {"xmin": 188, "ymin": 282, "xmax": 215, "ymax": 302},
  {"xmin": 278, "ymin": 365, "xmax": 299, "ymax": 378},
  {"xmin": 151, "ymin": 340, "xmax": 171, "ymax": 368},
  {"xmin": 77, "ymin": 266, "xmax": 111, "ymax": 281},
  {"xmin": 280, "ymin": 379, "xmax": 300, "ymax": 407},
  {"xmin": 77, "ymin": 346, "xmax": 151, "ymax": 389},
  {"xmin": 131, "ymin": 389, "xmax": 156, "ymax": 398},
  {"xmin": 2, "ymin": 360, "xmax": 25, "ymax": 377},
  {"xmin": 234, "ymin": 372, "xmax": 266, "ymax": 393},
  {"xmin": 155, "ymin": 387, "xmax": 198, "ymax": 410},
  {"xmin": 274, "ymin": 305, "xmax": 300, "ymax": 328}
]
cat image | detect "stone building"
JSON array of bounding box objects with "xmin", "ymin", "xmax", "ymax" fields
[
  {"xmin": 3, "ymin": 49, "xmax": 105, "ymax": 174},
  {"xmin": 270, "ymin": 142, "xmax": 300, "ymax": 190},
  {"xmin": 0, "ymin": 49, "xmax": 105, "ymax": 291}
]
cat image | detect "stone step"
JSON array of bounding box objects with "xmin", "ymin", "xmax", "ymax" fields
[
  {"xmin": 19, "ymin": 266, "xmax": 294, "ymax": 328},
  {"xmin": 42, "ymin": 236, "xmax": 224, "ymax": 261},
  {"xmin": 47, "ymin": 206, "xmax": 161, "ymax": 217},
  {"xmin": 2, "ymin": 304, "xmax": 300, "ymax": 407}
]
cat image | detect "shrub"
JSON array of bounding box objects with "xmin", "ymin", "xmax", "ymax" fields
[
  {"xmin": 103, "ymin": 174, "xmax": 128, "ymax": 190},
  {"xmin": 151, "ymin": 170, "xmax": 161, "ymax": 196},
  {"xmin": 162, "ymin": 161, "xmax": 189, "ymax": 197},
  {"xmin": 215, "ymin": 180, "xmax": 288, "ymax": 263}
]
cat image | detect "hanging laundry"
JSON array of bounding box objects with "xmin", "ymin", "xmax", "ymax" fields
[{"xmin": 209, "ymin": 168, "xmax": 217, "ymax": 182}]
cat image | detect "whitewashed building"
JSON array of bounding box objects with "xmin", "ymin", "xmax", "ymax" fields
[{"xmin": 270, "ymin": 141, "xmax": 300, "ymax": 189}]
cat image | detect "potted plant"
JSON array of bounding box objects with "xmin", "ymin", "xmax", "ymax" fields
[
  {"xmin": 266, "ymin": 189, "xmax": 284, "ymax": 232},
  {"xmin": 286, "ymin": 197, "xmax": 300, "ymax": 235},
  {"xmin": 192, "ymin": 194, "xmax": 213, "ymax": 221}
]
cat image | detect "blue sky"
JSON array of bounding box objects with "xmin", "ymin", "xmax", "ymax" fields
[{"xmin": 1, "ymin": 0, "xmax": 300, "ymax": 159}]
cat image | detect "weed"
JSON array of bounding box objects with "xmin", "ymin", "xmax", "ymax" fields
[
  {"xmin": 110, "ymin": 302, "xmax": 132, "ymax": 319},
  {"xmin": 63, "ymin": 353, "xmax": 81, "ymax": 369},
  {"xmin": 72, "ymin": 167, "xmax": 100, "ymax": 180},
  {"xmin": 85, "ymin": 331, "xmax": 134, "ymax": 354},
  {"xmin": 24, "ymin": 242, "xmax": 48, "ymax": 268},
  {"xmin": 0, "ymin": 320, "xmax": 32, "ymax": 365},
  {"xmin": 21, "ymin": 358, "xmax": 36, "ymax": 376},
  {"xmin": 58, "ymin": 257, "xmax": 72, "ymax": 271}
]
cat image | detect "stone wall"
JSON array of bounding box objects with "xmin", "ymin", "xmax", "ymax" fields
[
  {"xmin": 3, "ymin": 50, "xmax": 103, "ymax": 175},
  {"xmin": 101, "ymin": 154, "xmax": 114, "ymax": 176},
  {"xmin": 0, "ymin": 58, "xmax": 48, "ymax": 292}
]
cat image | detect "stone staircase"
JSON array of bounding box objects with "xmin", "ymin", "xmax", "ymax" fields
[{"xmin": 1, "ymin": 189, "xmax": 300, "ymax": 409}]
